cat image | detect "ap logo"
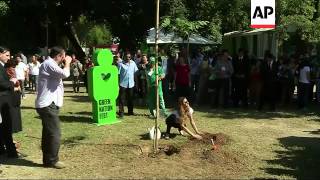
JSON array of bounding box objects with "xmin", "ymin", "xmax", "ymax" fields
[{"xmin": 251, "ymin": 0, "xmax": 275, "ymax": 28}]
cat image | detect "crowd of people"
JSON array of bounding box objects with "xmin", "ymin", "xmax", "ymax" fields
[
  {"xmin": 113, "ymin": 47, "xmax": 317, "ymax": 117},
  {"xmin": 0, "ymin": 45, "xmax": 318, "ymax": 169}
]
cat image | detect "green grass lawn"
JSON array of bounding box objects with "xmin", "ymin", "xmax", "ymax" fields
[{"xmin": 1, "ymin": 84, "xmax": 320, "ymax": 179}]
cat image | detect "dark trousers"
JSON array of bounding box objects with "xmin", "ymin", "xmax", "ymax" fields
[
  {"xmin": 232, "ymin": 78, "xmax": 248, "ymax": 107},
  {"xmin": 175, "ymin": 84, "xmax": 190, "ymax": 102},
  {"xmin": 213, "ymin": 78, "xmax": 230, "ymax": 107},
  {"xmin": 259, "ymin": 82, "xmax": 276, "ymax": 110},
  {"xmin": 18, "ymin": 80, "xmax": 25, "ymax": 97},
  {"xmin": 118, "ymin": 87, "xmax": 134, "ymax": 114},
  {"xmin": 0, "ymin": 95, "xmax": 17, "ymax": 155},
  {"xmin": 72, "ymin": 75, "xmax": 81, "ymax": 92},
  {"xmin": 36, "ymin": 103, "xmax": 61, "ymax": 165},
  {"xmin": 165, "ymin": 114, "xmax": 182, "ymax": 134},
  {"xmin": 83, "ymin": 71, "xmax": 88, "ymax": 93},
  {"xmin": 30, "ymin": 75, "xmax": 38, "ymax": 91},
  {"xmin": 137, "ymin": 79, "xmax": 147, "ymax": 99},
  {"xmin": 298, "ymin": 82, "xmax": 310, "ymax": 109},
  {"xmin": 11, "ymin": 91, "xmax": 22, "ymax": 133}
]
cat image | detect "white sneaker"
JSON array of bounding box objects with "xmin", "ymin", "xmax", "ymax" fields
[{"xmin": 179, "ymin": 130, "xmax": 185, "ymax": 136}]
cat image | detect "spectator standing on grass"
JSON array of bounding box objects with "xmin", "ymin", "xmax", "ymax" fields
[
  {"xmin": 196, "ymin": 56, "xmax": 211, "ymax": 105},
  {"xmin": 136, "ymin": 54, "xmax": 149, "ymax": 105},
  {"xmin": 175, "ymin": 56, "xmax": 191, "ymax": 102},
  {"xmin": 232, "ymin": 49, "xmax": 250, "ymax": 108},
  {"xmin": 297, "ymin": 59, "xmax": 311, "ymax": 110},
  {"xmin": 35, "ymin": 46, "xmax": 72, "ymax": 169},
  {"xmin": 83, "ymin": 57, "xmax": 94, "ymax": 93},
  {"xmin": 5, "ymin": 59, "xmax": 22, "ymax": 134},
  {"xmin": 146, "ymin": 57, "xmax": 168, "ymax": 118},
  {"xmin": 0, "ymin": 46, "xmax": 20, "ymax": 158},
  {"xmin": 70, "ymin": 54, "xmax": 83, "ymax": 93},
  {"xmin": 259, "ymin": 53, "xmax": 279, "ymax": 111},
  {"xmin": 249, "ymin": 59, "xmax": 263, "ymax": 108},
  {"xmin": 190, "ymin": 49, "xmax": 203, "ymax": 95},
  {"xmin": 15, "ymin": 55, "xmax": 29, "ymax": 99},
  {"xmin": 212, "ymin": 51, "xmax": 234, "ymax": 108},
  {"xmin": 117, "ymin": 52, "xmax": 138, "ymax": 117},
  {"xmin": 28, "ymin": 55, "xmax": 41, "ymax": 92}
]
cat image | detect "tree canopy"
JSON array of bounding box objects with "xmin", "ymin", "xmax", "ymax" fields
[{"xmin": 0, "ymin": 0, "xmax": 319, "ymax": 57}]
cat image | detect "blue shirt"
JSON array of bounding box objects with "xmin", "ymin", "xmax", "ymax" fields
[{"xmin": 118, "ymin": 60, "xmax": 138, "ymax": 88}]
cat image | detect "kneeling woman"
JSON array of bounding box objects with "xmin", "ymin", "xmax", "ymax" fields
[{"xmin": 165, "ymin": 97, "xmax": 202, "ymax": 140}]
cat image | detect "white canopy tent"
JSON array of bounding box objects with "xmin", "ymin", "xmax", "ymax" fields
[{"xmin": 146, "ymin": 28, "xmax": 216, "ymax": 45}]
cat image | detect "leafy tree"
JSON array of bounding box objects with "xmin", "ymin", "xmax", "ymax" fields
[
  {"xmin": 0, "ymin": 0, "xmax": 9, "ymax": 16},
  {"xmin": 86, "ymin": 24, "xmax": 112, "ymax": 46},
  {"xmin": 74, "ymin": 15, "xmax": 112, "ymax": 47},
  {"xmin": 161, "ymin": 17, "xmax": 209, "ymax": 59}
]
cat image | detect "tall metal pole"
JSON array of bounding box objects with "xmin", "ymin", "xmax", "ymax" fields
[
  {"xmin": 44, "ymin": 1, "xmax": 49, "ymax": 57},
  {"xmin": 46, "ymin": 15, "xmax": 49, "ymax": 56},
  {"xmin": 153, "ymin": 0, "xmax": 160, "ymax": 153}
]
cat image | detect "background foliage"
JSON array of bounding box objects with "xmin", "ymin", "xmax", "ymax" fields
[{"xmin": 0, "ymin": 0, "xmax": 319, "ymax": 56}]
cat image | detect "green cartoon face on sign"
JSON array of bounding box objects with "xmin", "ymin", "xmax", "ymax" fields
[{"xmin": 88, "ymin": 49, "xmax": 120, "ymax": 125}]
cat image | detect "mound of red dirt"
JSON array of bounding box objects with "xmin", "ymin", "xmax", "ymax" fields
[
  {"xmin": 189, "ymin": 132, "xmax": 228, "ymax": 148},
  {"xmin": 155, "ymin": 132, "xmax": 230, "ymax": 161}
]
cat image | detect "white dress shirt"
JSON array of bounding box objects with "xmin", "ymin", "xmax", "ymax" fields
[{"xmin": 35, "ymin": 57, "xmax": 70, "ymax": 108}]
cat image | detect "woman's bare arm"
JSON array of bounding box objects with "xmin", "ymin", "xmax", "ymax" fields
[
  {"xmin": 181, "ymin": 124, "xmax": 202, "ymax": 139},
  {"xmin": 188, "ymin": 114, "xmax": 201, "ymax": 134}
]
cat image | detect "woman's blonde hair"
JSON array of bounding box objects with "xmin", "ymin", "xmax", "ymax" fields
[{"xmin": 177, "ymin": 97, "xmax": 189, "ymax": 125}]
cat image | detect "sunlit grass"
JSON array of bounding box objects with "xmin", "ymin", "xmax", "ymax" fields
[{"xmin": 1, "ymin": 83, "xmax": 320, "ymax": 179}]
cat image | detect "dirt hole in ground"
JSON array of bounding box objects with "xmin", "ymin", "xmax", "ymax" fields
[{"xmin": 153, "ymin": 132, "xmax": 230, "ymax": 160}]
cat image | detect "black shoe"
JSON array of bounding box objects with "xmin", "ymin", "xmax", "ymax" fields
[
  {"xmin": 118, "ymin": 113, "xmax": 124, "ymax": 118},
  {"xmin": 7, "ymin": 152, "xmax": 25, "ymax": 159},
  {"xmin": 44, "ymin": 161, "xmax": 66, "ymax": 169},
  {"xmin": 0, "ymin": 149, "xmax": 6, "ymax": 156},
  {"xmin": 164, "ymin": 133, "xmax": 170, "ymax": 140},
  {"xmin": 128, "ymin": 112, "xmax": 134, "ymax": 116}
]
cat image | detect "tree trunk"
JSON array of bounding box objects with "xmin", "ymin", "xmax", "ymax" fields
[
  {"xmin": 62, "ymin": 21, "xmax": 86, "ymax": 60},
  {"xmin": 314, "ymin": 0, "xmax": 320, "ymax": 19}
]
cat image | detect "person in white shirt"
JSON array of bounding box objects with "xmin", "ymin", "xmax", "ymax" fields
[
  {"xmin": 35, "ymin": 46, "xmax": 72, "ymax": 169},
  {"xmin": 298, "ymin": 60, "xmax": 311, "ymax": 109},
  {"xmin": 15, "ymin": 55, "xmax": 29, "ymax": 98},
  {"xmin": 28, "ymin": 55, "xmax": 41, "ymax": 92}
]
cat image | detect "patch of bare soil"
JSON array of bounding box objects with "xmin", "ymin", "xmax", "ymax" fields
[
  {"xmin": 155, "ymin": 132, "xmax": 228, "ymax": 156},
  {"xmin": 149, "ymin": 132, "xmax": 246, "ymax": 177},
  {"xmin": 15, "ymin": 133, "xmax": 247, "ymax": 179}
]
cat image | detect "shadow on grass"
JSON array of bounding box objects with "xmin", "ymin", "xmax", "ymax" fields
[
  {"xmin": 264, "ymin": 136, "xmax": 320, "ymax": 179},
  {"xmin": 0, "ymin": 156, "xmax": 42, "ymax": 167},
  {"xmin": 309, "ymin": 117, "xmax": 320, "ymax": 123},
  {"xmin": 64, "ymin": 95, "xmax": 91, "ymax": 103},
  {"xmin": 200, "ymin": 107, "xmax": 317, "ymax": 120},
  {"xmin": 20, "ymin": 106, "xmax": 36, "ymax": 110},
  {"xmin": 139, "ymin": 132, "xmax": 177, "ymax": 140},
  {"xmin": 59, "ymin": 115, "xmax": 92, "ymax": 124},
  {"xmin": 62, "ymin": 135, "xmax": 87, "ymax": 147},
  {"xmin": 69, "ymin": 111, "xmax": 92, "ymax": 116},
  {"xmin": 304, "ymin": 129, "xmax": 320, "ymax": 135}
]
